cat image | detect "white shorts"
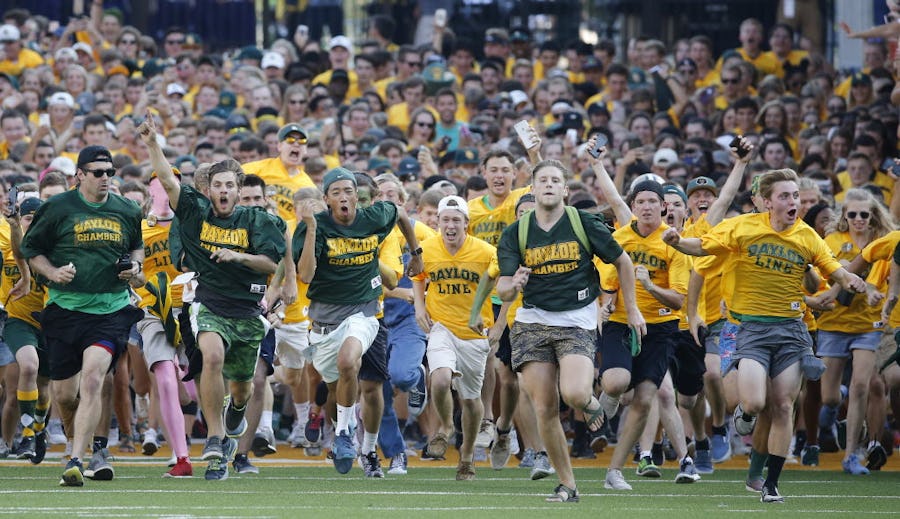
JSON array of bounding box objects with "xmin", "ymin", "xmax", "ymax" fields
[
  {"xmin": 275, "ymin": 320, "xmax": 312, "ymax": 369},
  {"xmin": 137, "ymin": 310, "xmax": 185, "ymax": 369},
  {"xmin": 309, "ymin": 313, "xmax": 379, "ymax": 384},
  {"xmin": 426, "ymin": 322, "xmax": 490, "ymax": 400}
]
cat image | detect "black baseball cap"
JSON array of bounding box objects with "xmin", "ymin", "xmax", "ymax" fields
[{"xmin": 77, "ymin": 145, "xmax": 113, "ymax": 167}]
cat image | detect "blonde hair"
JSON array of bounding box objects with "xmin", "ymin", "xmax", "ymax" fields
[
  {"xmin": 757, "ymin": 168, "xmax": 799, "ymax": 200},
  {"xmin": 831, "ymin": 188, "xmax": 895, "ymax": 237}
]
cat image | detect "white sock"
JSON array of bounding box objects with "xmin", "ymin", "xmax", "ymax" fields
[
  {"xmin": 640, "ymin": 450, "xmax": 652, "ymax": 459},
  {"xmin": 294, "ymin": 402, "xmax": 310, "ymax": 427},
  {"xmin": 362, "ymin": 431, "xmax": 378, "ymax": 453},
  {"xmin": 336, "ymin": 405, "xmax": 353, "ymax": 434},
  {"xmin": 259, "ymin": 410, "xmax": 273, "ymax": 431}
]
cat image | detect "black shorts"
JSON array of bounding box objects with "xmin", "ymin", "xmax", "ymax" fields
[
  {"xmin": 360, "ymin": 319, "xmax": 389, "ymax": 382},
  {"xmin": 496, "ymin": 325, "xmax": 512, "ymax": 367},
  {"xmin": 42, "ymin": 303, "xmax": 144, "ymax": 381},
  {"xmin": 600, "ymin": 320, "xmax": 677, "ymax": 389},
  {"xmin": 258, "ymin": 328, "xmax": 276, "ymax": 376},
  {"xmin": 670, "ymin": 329, "xmax": 706, "ymax": 397}
]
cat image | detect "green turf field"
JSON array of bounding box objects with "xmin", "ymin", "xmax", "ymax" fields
[{"xmin": 2, "ymin": 464, "xmax": 898, "ymax": 518}]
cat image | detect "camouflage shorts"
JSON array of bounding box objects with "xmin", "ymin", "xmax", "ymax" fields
[
  {"xmin": 190, "ymin": 303, "xmax": 267, "ymax": 382},
  {"xmin": 509, "ymin": 321, "xmax": 597, "ymax": 372}
]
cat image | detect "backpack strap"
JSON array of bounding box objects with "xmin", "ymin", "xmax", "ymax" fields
[
  {"xmin": 517, "ymin": 209, "xmax": 534, "ymax": 259},
  {"xmin": 564, "ymin": 206, "xmax": 591, "ymax": 253}
]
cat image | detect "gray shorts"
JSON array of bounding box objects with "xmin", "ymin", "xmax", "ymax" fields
[
  {"xmin": 510, "ymin": 321, "xmax": 596, "ymax": 372},
  {"xmin": 137, "ymin": 309, "xmax": 185, "ymax": 369},
  {"xmin": 730, "ymin": 319, "xmax": 812, "ymax": 378},
  {"xmin": 704, "ymin": 319, "xmax": 726, "ymax": 355},
  {"xmin": 817, "ymin": 330, "xmax": 881, "ymax": 358}
]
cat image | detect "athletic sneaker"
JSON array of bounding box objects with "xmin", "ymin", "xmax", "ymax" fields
[
  {"xmin": 636, "ymin": 456, "xmax": 661, "ymax": 477},
  {"xmin": 866, "ymin": 442, "xmax": 888, "ymax": 471},
  {"xmin": 48, "ymin": 419, "xmax": 67, "ymax": 445},
  {"xmin": 546, "ymin": 484, "xmax": 578, "ymax": 503},
  {"xmin": 388, "ymin": 452, "xmax": 408, "ymax": 475},
  {"xmin": 289, "ymin": 422, "xmax": 310, "ymax": 448},
  {"xmin": 694, "ymin": 448, "xmax": 714, "ymax": 474},
  {"xmin": 475, "ymin": 419, "xmax": 494, "ymax": 449},
  {"xmin": 164, "ymin": 457, "xmax": 193, "ymax": 478},
  {"xmin": 15, "ymin": 435, "xmax": 35, "ymax": 460},
  {"xmin": 31, "ymin": 431, "xmax": 47, "ymax": 465},
  {"xmin": 202, "ymin": 436, "xmax": 224, "ymax": 461},
  {"xmin": 490, "ymin": 430, "xmax": 512, "ymax": 469},
  {"xmin": 604, "ymin": 468, "xmax": 633, "ymax": 490},
  {"xmin": 232, "ymin": 453, "xmax": 259, "ymax": 474},
  {"xmin": 519, "ymin": 448, "xmax": 535, "ymax": 468},
  {"xmin": 711, "ymin": 432, "xmax": 731, "ymax": 463},
  {"xmin": 204, "ymin": 458, "xmax": 228, "ymax": 481},
  {"xmin": 531, "ymin": 451, "xmax": 555, "ymax": 481},
  {"xmin": 84, "ymin": 448, "xmax": 114, "ymax": 481},
  {"xmin": 836, "ymin": 419, "xmax": 848, "ymax": 451},
  {"xmin": 0, "ymin": 442, "xmax": 8, "ymax": 459},
  {"xmin": 571, "ymin": 436, "xmax": 596, "ymax": 459},
  {"xmin": 745, "ymin": 478, "xmax": 764, "ymax": 492},
  {"xmin": 801, "ymin": 445, "xmax": 820, "ymax": 466},
  {"xmin": 407, "ymin": 364, "xmax": 428, "ymax": 418},
  {"xmin": 590, "ymin": 424, "xmax": 609, "ymax": 452},
  {"xmin": 423, "ymin": 432, "xmax": 449, "ymax": 459},
  {"xmin": 251, "ymin": 427, "xmax": 277, "ymax": 457},
  {"xmin": 142, "ymin": 428, "xmax": 159, "ymax": 455},
  {"xmin": 456, "ymin": 460, "xmax": 475, "ymax": 481},
  {"xmin": 651, "ymin": 442, "xmax": 665, "ymax": 466},
  {"xmin": 675, "ymin": 458, "xmax": 701, "ymax": 483},
  {"xmin": 332, "ymin": 430, "xmax": 356, "ymax": 474},
  {"xmin": 305, "ymin": 413, "xmax": 323, "ymax": 445},
  {"xmin": 733, "ymin": 404, "xmax": 757, "ymax": 436},
  {"xmin": 359, "ymin": 451, "xmax": 384, "ymax": 478},
  {"xmin": 842, "ymin": 453, "xmax": 870, "ymax": 475},
  {"xmin": 760, "ymin": 485, "xmax": 785, "ymax": 503},
  {"xmin": 60, "ymin": 458, "xmax": 84, "ymax": 487},
  {"xmin": 223, "ymin": 396, "xmax": 248, "ymax": 438}
]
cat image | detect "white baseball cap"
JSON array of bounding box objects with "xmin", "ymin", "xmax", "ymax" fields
[
  {"xmin": 166, "ymin": 83, "xmax": 187, "ymax": 96},
  {"xmin": 509, "ymin": 90, "xmax": 528, "ymax": 108},
  {"xmin": 48, "ymin": 156, "xmax": 76, "ymax": 176},
  {"xmin": 72, "ymin": 42, "xmax": 93, "ymax": 55},
  {"xmin": 652, "ymin": 148, "xmax": 678, "ymax": 166},
  {"xmin": 329, "ymin": 35, "xmax": 352, "ymax": 51},
  {"xmin": 437, "ymin": 195, "xmax": 469, "ymax": 218},
  {"xmin": 55, "ymin": 47, "xmax": 78, "ymax": 61},
  {"xmin": 261, "ymin": 52, "xmax": 285, "ymax": 70},
  {"xmin": 47, "ymin": 92, "xmax": 75, "ymax": 108},
  {"xmin": 0, "ymin": 24, "xmax": 20, "ymax": 42}
]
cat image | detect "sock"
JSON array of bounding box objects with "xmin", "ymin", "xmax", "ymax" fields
[
  {"xmin": 259, "ymin": 410, "xmax": 273, "ymax": 431},
  {"xmin": 711, "ymin": 425, "xmax": 727, "ymax": 436},
  {"xmin": 741, "ymin": 412, "xmax": 755, "ymax": 423},
  {"xmin": 225, "ymin": 399, "xmax": 247, "ymax": 431},
  {"xmin": 640, "ymin": 450, "xmax": 652, "ymax": 459},
  {"xmin": 154, "ymin": 361, "xmax": 189, "ymax": 458},
  {"xmin": 336, "ymin": 404, "xmax": 353, "ymax": 434},
  {"xmin": 34, "ymin": 400, "xmax": 50, "ymax": 432},
  {"xmin": 748, "ymin": 449, "xmax": 769, "ymax": 481},
  {"xmin": 294, "ymin": 402, "xmax": 310, "ymax": 427},
  {"xmin": 497, "ymin": 427, "xmax": 511, "ymax": 437},
  {"xmin": 93, "ymin": 436, "xmax": 108, "ymax": 453},
  {"xmin": 696, "ymin": 437, "xmax": 710, "ymax": 451},
  {"xmin": 764, "ymin": 455, "xmax": 786, "ymax": 490},
  {"xmin": 362, "ymin": 431, "xmax": 378, "ymax": 453},
  {"xmin": 17, "ymin": 389, "xmax": 38, "ymax": 436},
  {"xmin": 135, "ymin": 393, "xmax": 151, "ymax": 423},
  {"xmin": 572, "ymin": 419, "xmax": 587, "ymax": 443}
]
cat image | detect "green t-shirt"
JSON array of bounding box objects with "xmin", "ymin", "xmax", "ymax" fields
[
  {"xmin": 293, "ymin": 201, "xmax": 397, "ymax": 306},
  {"xmin": 20, "ymin": 190, "xmax": 143, "ymax": 314},
  {"xmin": 498, "ymin": 208, "xmax": 623, "ymax": 312},
  {"xmin": 174, "ymin": 186, "xmax": 286, "ymax": 316}
]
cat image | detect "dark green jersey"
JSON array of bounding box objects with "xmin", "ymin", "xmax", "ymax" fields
[
  {"xmin": 174, "ymin": 186, "xmax": 285, "ymax": 315},
  {"xmin": 293, "ymin": 201, "xmax": 397, "ymax": 305},
  {"xmin": 498, "ymin": 209, "xmax": 623, "ymax": 312},
  {"xmin": 21, "ymin": 189, "xmax": 143, "ymax": 296}
]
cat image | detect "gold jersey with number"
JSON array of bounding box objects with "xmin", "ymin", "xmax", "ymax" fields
[
  {"xmin": 816, "ymin": 231, "xmax": 888, "ymax": 333},
  {"xmin": 136, "ymin": 220, "xmax": 183, "ymax": 309}
]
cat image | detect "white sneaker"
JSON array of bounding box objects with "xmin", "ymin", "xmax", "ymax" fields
[
  {"xmin": 604, "ymin": 468, "xmax": 633, "ymax": 490},
  {"xmin": 475, "ymin": 419, "xmax": 494, "ymax": 448},
  {"xmin": 142, "ymin": 428, "xmax": 159, "ymax": 456},
  {"xmin": 508, "ymin": 427, "xmax": 520, "ymax": 456},
  {"xmin": 387, "ymin": 452, "xmax": 408, "ymax": 475},
  {"xmin": 289, "ymin": 422, "xmax": 310, "ymax": 448},
  {"xmin": 48, "ymin": 419, "xmax": 67, "ymax": 445}
]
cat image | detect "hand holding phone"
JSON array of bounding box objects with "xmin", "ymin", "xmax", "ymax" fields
[
  {"xmin": 514, "ymin": 120, "xmax": 538, "ymax": 149},
  {"xmin": 587, "ymin": 133, "xmax": 608, "ymax": 159},
  {"xmin": 730, "ymin": 135, "xmax": 750, "ymax": 159},
  {"xmin": 434, "ymin": 9, "xmax": 447, "ymax": 28},
  {"xmin": 7, "ymin": 186, "xmax": 17, "ymax": 217}
]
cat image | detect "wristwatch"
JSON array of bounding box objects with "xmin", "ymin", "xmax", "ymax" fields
[{"xmin": 409, "ymin": 247, "xmax": 423, "ymax": 257}]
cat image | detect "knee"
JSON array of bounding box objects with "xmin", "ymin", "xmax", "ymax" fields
[
  {"xmin": 601, "ymin": 369, "xmax": 630, "ymax": 396},
  {"xmin": 430, "ymin": 369, "xmax": 452, "ymax": 394},
  {"xmin": 559, "ymin": 386, "xmax": 591, "ymax": 411},
  {"xmin": 678, "ymin": 394, "xmax": 697, "ymax": 410},
  {"xmin": 657, "ymin": 386, "xmax": 675, "ymax": 408},
  {"xmin": 200, "ymin": 346, "xmax": 224, "ymax": 368},
  {"xmin": 389, "ymin": 365, "xmax": 416, "ymax": 392},
  {"xmin": 17, "ymin": 361, "xmax": 38, "ymax": 381}
]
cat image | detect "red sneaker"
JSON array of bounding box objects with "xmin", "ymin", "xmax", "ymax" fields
[{"xmin": 163, "ymin": 457, "xmax": 193, "ymax": 478}]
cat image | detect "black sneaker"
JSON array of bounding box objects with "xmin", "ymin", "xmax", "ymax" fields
[
  {"xmin": 570, "ymin": 437, "xmax": 595, "ymax": 459},
  {"xmin": 15, "ymin": 435, "xmax": 35, "ymax": 460},
  {"xmin": 31, "ymin": 431, "xmax": 47, "ymax": 465},
  {"xmin": 84, "ymin": 448, "xmax": 114, "ymax": 481},
  {"xmin": 359, "ymin": 451, "xmax": 384, "ymax": 478},
  {"xmin": 205, "ymin": 458, "xmax": 229, "ymax": 481},
  {"xmin": 651, "ymin": 442, "xmax": 664, "ymax": 466},
  {"xmin": 866, "ymin": 443, "xmax": 888, "ymax": 471},
  {"xmin": 232, "ymin": 453, "xmax": 259, "ymax": 474},
  {"xmin": 760, "ymin": 485, "xmax": 784, "ymax": 503}
]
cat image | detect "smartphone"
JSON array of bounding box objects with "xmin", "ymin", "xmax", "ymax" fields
[
  {"xmin": 38, "ymin": 113, "xmax": 49, "ymax": 127},
  {"xmin": 588, "ymin": 133, "xmax": 608, "ymax": 158},
  {"xmin": 116, "ymin": 254, "xmax": 133, "ymax": 273},
  {"xmin": 296, "ymin": 25, "xmax": 309, "ymax": 39},
  {"xmin": 7, "ymin": 186, "xmax": 17, "ymax": 216},
  {"xmin": 434, "ymin": 8, "xmax": 447, "ymax": 28},
  {"xmin": 514, "ymin": 120, "xmax": 537, "ymax": 148},
  {"xmin": 729, "ymin": 136, "xmax": 749, "ymax": 158},
  {"xmin": 699, "ymin": 86, "xmax": 716, "ymax": 104}
]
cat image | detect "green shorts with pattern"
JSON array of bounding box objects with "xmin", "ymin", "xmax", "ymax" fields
[
  {"xmin": 509, "ymin": 321, "xmax": 597, "ymax": 372},
  {"xmin": 4, "ymin": 318, "xmax": 49, "ymax": 378},
  {"xmin": 190, "ymin": 303, "xmax": 266, "ymax": 382}
]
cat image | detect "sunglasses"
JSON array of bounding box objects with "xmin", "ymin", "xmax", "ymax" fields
[
  {"xmin": 415, "ymin": 121, "xmax": 434, "ymax": 128},
  {"xmin": 119, "ymin": 39, "xmax": 137, "ymax": 45},
  {"xmin": 847, "ymin": 211, "xmax": 871, "ymax": 220},
  {"xmin": 340, "ymin": 148, "xmax": 358, "ymax": 155},
  {"xmin": 679, "ymin": 68, "xmax": 697, "ymax": 74},
  {"xmin": 166, "ymin": 39, "xmax": 185, "ymax": 45},
  {"xmin": 283, "ymin": 136, "xmax": 307, "ymax": 145},
  {"xmin": 405, "ymin": 61, "xmax": 422, "ymax": 68},
  {"xmin": 84, "ymin": 168, "xmax": 116, "ymax": 178},
  {"xmin": 721, "ymin": 78, "xmax": 739, "ymax": 84},
  {"xmin": 289, "ymin": 99, "xmax": 307, "ymax": 105}
]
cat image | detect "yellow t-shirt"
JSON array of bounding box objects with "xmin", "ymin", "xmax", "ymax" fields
[
  {"xmin": 700, "ymin": 212, "xmax": 842, "ymax": 320},
  {"xmin": 861, "ymin": 230, "xmax": 900, "ymax": 327},
  {"xmin": 684, "ymin": 215, "xmax": 719, "ymax": 325},
  {"xmin": 0, "ymin": 48, "xmax": 45, "ymax": 77},
  {"xmin": 598, "ymin": 221, "xmax": 688, "ymax": 325},
  {"xmin": 1, "ymin": 223, "xmax": 45, "ymax": 328},
  {"xmin": 467, "ymin": 187, "xmax": 531, "ymax": 247},
  {"xmin": 413, "ymin": 234, "xmax": 499, "ymax": 340},
  {"xmin": 816, "ymin": 231, "xmax": 888, "ymax": 333},
  {"xmin": 835, "ymin": 170, "xmax": 894, "ymax": 205},
  {"xmin": 135, "ymin": 220, "xmax": 183, "ymax": 309},
  {"xmin": 387, "ymin": 219, "xmax": 437, "ymax": 251},
  {"xmin": 311, "ymin": 69, "xmax": 361, "ymax": 101},
  {"xmin": 715, "ymin": 48, "xmax": 781, "ymax": 78},
  {"xmin": 242, "ymin": 157, "xmax": 315, "ymax": 225}
]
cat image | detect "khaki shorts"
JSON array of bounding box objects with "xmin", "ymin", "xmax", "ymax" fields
[
  {"xmin": 138, "ymin": 309, "xmax": 184, "ymax": 369},
  {"xmin": 426, "ymin": 322, "xmax": 490, "ymax": 400},
  {"xmin": 309, "ymin": 313, "xmax": 379, "ymax": 384},
  {"xmin": 190, "ymin": 302, "xmax": 267, "ymax": 382},
  {"xmin": 275, "ymin": 320, "xmax": 312, "ymax": 369}
]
